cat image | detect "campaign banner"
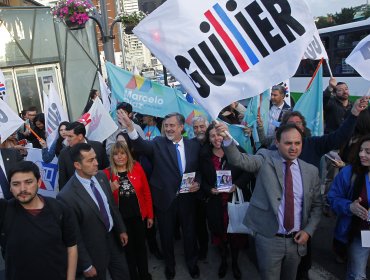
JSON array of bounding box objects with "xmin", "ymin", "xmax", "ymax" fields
[
  {"xmin": 81, "ymin": 98, "xmax": 118, "ymax": 142},
  {"xmin": 106, "ymin": 62, "xmax": 180, "ymax": 117},
  {"xmin": 346, "ymin": 34, "xmax": 370, "ymax": 81},
  {"xmin": 302, "ymin": 29, "xmax": 328, "ymax": 60},
  {"xmin": 0, "ymin": 98, "xmax": 24, "ymax": 143},
  {"xmin": 44, "ymin": 83, "xmax": 69, "ymax": 147},
  {"xmin": 134, "ymin": 0, "xmax": 316, "ymax": 119},
  {"xmin": 26, "ymin": 148, "xmax": 59, "ymax": 197}
]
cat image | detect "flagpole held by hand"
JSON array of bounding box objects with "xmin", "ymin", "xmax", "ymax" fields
[
  {"xmin": 25, "ymin": 124, "xmax": 42, "ymax": 142},
  {"xmin": 214, "ymin": 120, "xmax": 239, "ymax": 146}
]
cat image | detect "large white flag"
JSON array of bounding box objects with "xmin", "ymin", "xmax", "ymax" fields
[
  {"xmin": 134, "ymin": 0, "xmax": 316, "ymax": 118},
  {"xmin": 346, "ymin": 34, "xmax": 370, "ymax": 81},
  {"xmin": 98, "ymin": 72, "xmax": 111, "ymax": 112},
  {"xmin": 302, "ymin": 29, "xmax": 328, "ymax": 60},
  {"xmin": 0, "ymin": 98, "xmax": 24, "ymax": 143},
  {"xmin": 44, "ymin": 83, "xmax": 69, "ymax": 147},
  {"xmin": 80, "ymin": 99, "xmax": 117, "ymax": 142}
]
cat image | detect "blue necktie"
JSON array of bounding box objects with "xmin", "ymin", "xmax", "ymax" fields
[
  {"xmin": 175, "ymin": 143, "xmax": 183, "ymax": 175},
  {"xmin": 90, "ymin": 180, "xmax": 110, "ymax": 231},
  {"xmin": 0, "ymin": 166, "xmax": 11, "ymax": 200}
]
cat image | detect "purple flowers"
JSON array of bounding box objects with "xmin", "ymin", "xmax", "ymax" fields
[{"xmin": 51, "ymin": 0, "xmax": 92, "ymax": 25}]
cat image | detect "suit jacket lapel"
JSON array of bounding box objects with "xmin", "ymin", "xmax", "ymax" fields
[
  {"xmin": 183, "ymin": 138, "xmax": 191, "ymax": 173},
  {"xmin": 72, "ymin": 176, "xmax": 105, "ymax": 225},
  {"xmin": 271, "ymin": 151, "xmax": 284, "ymax": 190},
  {"xmin": 298, "ymin": 159, "xmax": 310, "ymax": 220}
]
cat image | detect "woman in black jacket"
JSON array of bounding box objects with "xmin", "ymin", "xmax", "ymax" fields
[{"xmin": 200, "ymin": 123, "xmax": 254, "ymax": 279}]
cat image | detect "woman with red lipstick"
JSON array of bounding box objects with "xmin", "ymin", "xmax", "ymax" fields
[
  {"xmin": 103, "ymin": 141, "xmax": 153, "ymax": 280},
  {"xmin": 328, "ymin": 134, "xmax": 370, "ymax": 280}
]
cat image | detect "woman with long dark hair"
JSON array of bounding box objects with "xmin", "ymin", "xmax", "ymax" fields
[
  {"xmin": 200, "ymin": 123, "xmax": 254, "ymax": 279},
  {"xmin": 31, "ymin": 113, "xmax": 46, "ymax": 149},
  {"xmin": 41, "ymin": 121, "xmax": 70, "ymax": 163},
  {"xmin": 328, "ymin": 134, "xmax": 370, "ymax": 280}
]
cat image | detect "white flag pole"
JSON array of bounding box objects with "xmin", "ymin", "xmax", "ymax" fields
[{"xmin": 325, "ymin": 58, "xmax": 333, "ymax": 78}]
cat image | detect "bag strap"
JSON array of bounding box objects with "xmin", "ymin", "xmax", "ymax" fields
[
  {"xmin": 236, "ymin": 187, "xmax": 245, "ymax": 204},
  {"xmin": 231, "ymin": 191, "xmax": 237, "ymax": 204},
  {"xmin": 232, "ymin": 187, "xmax": 245, "ymax": 204}
]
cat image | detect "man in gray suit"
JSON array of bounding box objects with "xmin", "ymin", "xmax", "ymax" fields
[
  {"xmin": 57, "ymin": 143, "xmax": 129, "ymax": 280},
  {"xmin": 216, "ymin": 123, "xmax": 322, "ymax": 280}
]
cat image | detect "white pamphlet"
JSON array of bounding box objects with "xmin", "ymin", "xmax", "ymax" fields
[
  {"xmin": 179, "ymin": 172, "xmax": 195, "ymax": 193},
  {"xmin": 216, "ymin": 170, "xmax": 232, "ymax": 192}
]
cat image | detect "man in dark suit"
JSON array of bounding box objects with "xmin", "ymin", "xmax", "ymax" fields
[
  {"xmin": 0, "ymin": 148, "xmax": 23, "ymax": 199},
  {"xmin": 57, "ymin": 143, "xmax": 129, "ymax": 280},
  {"xmin": 191, "ymin": 116, "xmax": 209, "ymax": 260},
  {"xmin": 58, "ymin": 121, "xmax": 109, "ymax": 189},
  {"xmin": 119, "ymin": 111, "xmax": 201, "ymax": 279},
  {"xmin": 217, "ymin": 123, "xmax": 322, "ymax": 280}
]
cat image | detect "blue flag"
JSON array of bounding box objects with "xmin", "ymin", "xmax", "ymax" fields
[
  {"xmin": 241, "ymin": 89, "xmax": 270, "ymax": 149},
  {"xmin": 227, "ymin": 124, "xmax": 253, "ymax": 155},
  {"xmin": 293, "ymin": 65, "xmax": 323, "ymax": 136},
  {"xmin": 106, "ymin": 62, "xmax": 180, "ymax": 117},
  {"xmin": 106, "ymin": 62, "xmax": 211, "ymax": 137}
]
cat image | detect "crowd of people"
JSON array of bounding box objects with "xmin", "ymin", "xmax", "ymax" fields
[{"xmin": 0, "ymin": 77, "xmax": 369, "ymax": 280}]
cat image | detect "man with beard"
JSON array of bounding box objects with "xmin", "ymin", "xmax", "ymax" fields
[
  {"xmin": 119, "ymin": 111, "xmax": 202, "ymax": 280},
  {"xmin": 192, "ymin": 116, "xmax": 209, "ymax": 145},
  {"xmin": 323, "ymin": 78, "xmax": 353, "ymax": 134},
  {"xmin": 0, "ymin": 161, "xmax": 77, "ymax": 280}
]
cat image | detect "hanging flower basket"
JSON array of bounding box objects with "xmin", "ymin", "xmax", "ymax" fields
[
  {"xmin": 51, "ymin": 0, "xmax": 92, "ymax": 30},
  {"xmin": 65, "ymin": 19, "xmax": 86, "ymax": 30},
  {"xmin": 124, "ymin": 24, "xmax": 135, "ymax": 34},
  {"xmin": 119, "ymin": 11, "xmax": 146, "ymax": 34}
]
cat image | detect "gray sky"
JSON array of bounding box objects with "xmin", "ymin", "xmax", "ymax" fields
[{"xmin": 306, "ymin": 0, "xmax": 367, "ymax": 16}]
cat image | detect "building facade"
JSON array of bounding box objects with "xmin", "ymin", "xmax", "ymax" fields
[{"xmin": 0, "ymin": 7, "xmax": 100, "ymax": 120}]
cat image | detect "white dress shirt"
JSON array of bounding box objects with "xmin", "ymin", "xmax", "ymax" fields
[{"xmin": 75, "ymin": 172, "xmax": 113, "ymax": 231}]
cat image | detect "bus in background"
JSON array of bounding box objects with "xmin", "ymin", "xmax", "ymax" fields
[{"xmin": 290, "ymin": 18, "xmax": 370, "ymax": 101}]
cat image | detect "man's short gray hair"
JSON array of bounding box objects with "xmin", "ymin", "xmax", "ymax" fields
[
  {"xmin": 191, "ymin": 115, "xmax": 209, "ymax": 127},
  {"xmin": 164, "ymin": 112, "xmax": 185, "ymax": 125}
]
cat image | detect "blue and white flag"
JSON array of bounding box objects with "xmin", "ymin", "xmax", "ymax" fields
[
  {"xmin": 44, "ymin": 83, "xmax": 69, "ymax": 147},
  {"xmin": 26, "ymin": 148, "xmax": 59, "ymax": 197},
  {"xmin": 293, "ymin": 64, "xmax": 323, "ymax": 136}
]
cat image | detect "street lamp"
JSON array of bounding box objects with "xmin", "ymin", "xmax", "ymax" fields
[{"xmin": 89, "ymin": 0, "xmax": 122, "ymax": 64}]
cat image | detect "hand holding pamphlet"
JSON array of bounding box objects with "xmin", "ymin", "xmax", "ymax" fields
[{"xmin": 179, "ymin": 172, "xmax": 195, "ymax": 193}]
